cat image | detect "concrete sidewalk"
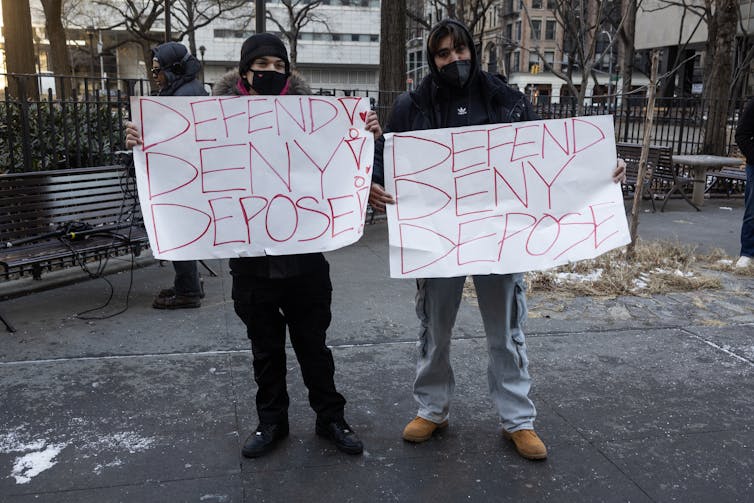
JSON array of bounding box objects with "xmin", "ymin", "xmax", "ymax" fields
[{"xmin": 1, "ymin": 198, "xmax": 753, "ymax": 502}]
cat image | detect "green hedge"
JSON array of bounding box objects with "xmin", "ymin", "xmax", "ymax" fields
[{"xmin": 0, "ymin": 99, "xmax": 128, "ymax": 173}]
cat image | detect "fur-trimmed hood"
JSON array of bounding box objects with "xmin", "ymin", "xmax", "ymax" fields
[{"xmin": 212, "ymin": 70, "xmax": 311, "ymax": 97}]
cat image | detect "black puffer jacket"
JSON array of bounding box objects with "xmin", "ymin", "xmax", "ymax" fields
[
  {"xmin": 735, "ymin": 97, "xmax": 754, "ymax": 165},
  {"xmin": 152, "ymin": 42, "xmax": 206, "ymax": 97},
  {"xmin": 373, "ymin": 21, "xmax": 537, "ymax": 185},
  {"xmin": 213, "ymin": 70, "xmax": 328, "ymax": 278}
]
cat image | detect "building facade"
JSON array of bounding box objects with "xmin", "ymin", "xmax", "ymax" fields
[
  {"xmin": 635, "ymin": 0, "xmax": 754, "ymax": 98},
  {"xmin": 0, "ymin": 0, "xmax": 380, "ymax": 96}
]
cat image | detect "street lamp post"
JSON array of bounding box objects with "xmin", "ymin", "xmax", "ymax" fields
[
  {"xmin": 86, "ymin": 26, "xmax": 95, "ymax": 78},
  {"xmin": 199, "ymin": 45, "xmax": 206, "ymax": 84},
  {"xmin": 255, "ymin": 0, "xmax": 265, "ymax": 33},
  {"xmin": 165, "ymin": 0, "xmax": 172, "ymax": 42},
  {"xmin": 600, "ymin": 29, "xmax": 613, "ymax": 109}
]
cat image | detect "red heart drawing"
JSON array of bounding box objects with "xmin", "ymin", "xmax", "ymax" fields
[
  {"xmin": 365, "ymin": 165, "xmax": 371, "ymax": 174},
  {"xmin": 359, "ymin": 111, "xmax": 368, "ymax": 122}
]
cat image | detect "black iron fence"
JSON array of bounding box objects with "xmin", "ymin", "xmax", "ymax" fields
[
  {"xmin": 0, "ymin": 72, "xmax": 745, "ymax": 174},
  {"xmin": 0, "ymin": 73, "xmax": 157, "ymax": 172}
]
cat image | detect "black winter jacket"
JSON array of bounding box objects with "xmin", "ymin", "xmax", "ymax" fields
[
  {"xmin": 213, "ymin": 71, "xmax": 329, "ymax": 279},
  {"xmin": 735, "ymin": 97, "xmax": 754, "ymax": 165},
  {"xmin": 373, "ymin": 71, "xmax": 538, "ymax": 186},
  {"xmin": 152, "ymin": 42, "xmax": 206, "ymax": 97}
]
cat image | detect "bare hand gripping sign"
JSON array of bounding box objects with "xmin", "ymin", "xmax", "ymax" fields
[
  {"xmin": 130, "ymin": 96, "xmax": 374, "ymax": 260},
  {"xmin": 384, "ymin": 115, "xmax": 631, "ymax": 278}
]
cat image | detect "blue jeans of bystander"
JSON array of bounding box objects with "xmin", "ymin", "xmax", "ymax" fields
[{"xmin": 741, "ymin": 164, "xmax": 754, "ymax": 258}]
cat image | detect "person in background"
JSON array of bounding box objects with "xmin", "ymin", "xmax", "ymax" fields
[
  {"xmin": 734, "ymin": 97, "xmax": 754, "ymax": 269},
  {"xmin": 125, "ymin": 41, "xmax": 207, "ymax": 309}
]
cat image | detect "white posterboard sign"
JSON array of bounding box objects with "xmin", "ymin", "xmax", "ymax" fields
[
  {"xmin": 129, "ymin": 95, "xmax": 374, "ymax": 260},
  {"xmin": 383, "ymin": 115, "xmax": 630, "ymax": 278}
]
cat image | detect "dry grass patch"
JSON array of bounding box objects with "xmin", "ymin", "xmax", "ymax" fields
[{"xmin": 464, "ymin": 240, "xmax": 733, "ymax": 300}]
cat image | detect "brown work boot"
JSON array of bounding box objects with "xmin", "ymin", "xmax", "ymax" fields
[
  {"xmin": 152, "ymin": 294, "xmax": 201, "ymax": 309},
  {"xmin": 402, "ymin": 416, "xmax": 448, "ymax": 443},
  {"xmin": 502, "ymin": 429, "xmax": 547, "ymax": 460}
]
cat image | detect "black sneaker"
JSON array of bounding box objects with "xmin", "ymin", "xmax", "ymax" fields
[
  {"xmin": 157, "ymin": 278, "xmax": 205, "ymax": 299},
  {"xmin": 242, "ymin": 422, "xmax": 289, "ymax": 458},
  {"xmin": 315, "ymin": 419, "xmax": 363, "ymax": 455}
]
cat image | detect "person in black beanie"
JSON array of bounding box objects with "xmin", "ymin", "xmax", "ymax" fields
[{"xmin": 213, "ymin": 33, "xmax": 382, "ymax": 458}]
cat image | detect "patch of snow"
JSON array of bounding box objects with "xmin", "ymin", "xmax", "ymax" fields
[
  {"xmin": 11, "ymin": 443, "xmax": 66, "ymax": 484},
  {"xmin": 93, "ymin": 458, "xmax": 123, "ymax": 475},
  {"xmin": 554, "ymin": 269, "xmax": 604, "ymax": 283},
  {"xmin": 94, "ymin": 432, "xmax": 156, "ymax": 454},
  {"xmin": 0, "ymin": 430, "xmax": 45, "ymax": 454},
  {"xmin": 673, "ymin": 269, "xmax": 695, "ymax": 278}
]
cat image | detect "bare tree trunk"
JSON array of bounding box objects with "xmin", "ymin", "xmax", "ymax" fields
[
  {"xmin": 142, "ymin": 42, "xmax": 157, "ymax": 90},
  {"xmin": 701, "ymin": 0, "xmax": 737, "ymax": 155},
  {"xmin": 2, "ymin": 0, "xmax": 39, "ymax": 97},
  {"xmin": 628, "ymin": 49, "xmax": 659, "ymax": 258},
  {"xmin": 40, "ymin": 0, "xmax": 73, "ymax": 96},
  {"xmin": 378, "ymin": 0, "xmax": 406, "ymax": 125},
  {"xmin": 619, "ymin": 0, "xmax": 636, "ymax": 95}
]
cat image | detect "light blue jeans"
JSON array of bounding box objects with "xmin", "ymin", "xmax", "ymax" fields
[{"xmin": 413, "ymin": 273, "xmax": 536, "ymax": 432}]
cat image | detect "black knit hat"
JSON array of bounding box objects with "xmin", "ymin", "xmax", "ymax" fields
[{"xmin": 239, "ymin": 33, "xmax": 290, "ymax": 76}]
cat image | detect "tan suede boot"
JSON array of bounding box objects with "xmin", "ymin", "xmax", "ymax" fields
[
  {"xmin": 502, "ymin": 429, "xmax": 548, "ymax": 460},
  {"xmin": 402, "ymin": 416, "xmax": 448, "ymax": 442}
]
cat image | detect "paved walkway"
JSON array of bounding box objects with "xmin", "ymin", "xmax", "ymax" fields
[{"xmin": 1, "ymin": 198, "xmax": 753, "ymax": 502}]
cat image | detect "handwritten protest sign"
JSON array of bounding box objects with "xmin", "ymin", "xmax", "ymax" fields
[
  {"xmin": 383, "ymin": 115, "xmax": 630, "ymax": 278},
  {"xmin": 130, "ymin": 95, "xmax": 373, "ymax": 260}
]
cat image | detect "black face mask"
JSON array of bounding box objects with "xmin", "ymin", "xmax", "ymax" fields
[
  {"xmin": 249, "ymin": 70, "xmax": 288, "ymax": 95},
  {"xmin": 438, "ymin": 60, "xmax": 471, "ymax": 89}
]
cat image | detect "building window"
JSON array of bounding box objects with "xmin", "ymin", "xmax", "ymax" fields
[
  {"xmin": 545, "ymin": 51, "xmax": 555, "ymax": 71},
  {"xmin": 529, "ymin": 53, "xmax": 540, "ymax": 72},
  {"xmin": 488, "ymin": 45, "xmax": 498, "ymax": 74},
  {"xmin": 505, "ymin": 23, "xmax": 513, "ymax": 43},
  {"xmin": 545, "ymin": 20, "xmax": 556, "ymax": 40},
  {"xmin": 531, "ymin": 0, "xmax": 542, "ymax": 8},
  {"xmin": 515, "ymin": 21, "xmax": 522, "ymax": 41},
  {"xmin": 531, "ymin": 20, "xmax": 541, "ymax": 40},
  {"xmin": 512, "ymin": 52, "xmax": 520, "ymax": 73},
  {"xmin": 547, "ymin": 0, "xmax": 557, "ymax": 8}
]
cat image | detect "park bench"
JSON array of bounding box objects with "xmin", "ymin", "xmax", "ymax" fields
[
  {"xmin": 617, "ymin": 142, "xmax": 665, "ymax": 212},
  {"xmin": 706, "ymin": 166, "xmax": 747, "ymax": 197},
  {"xmin": 652, "ymin": 145, "xmax": 697, "ymax": 211},
  {"xmin": 0, "ymin": 165, "xmax": 149, "ymax": 331},
  {"xmin": 616, "ymin": 142, "xmax": 692, "ymax": 212},
  {"xmin": 0, "ymin": 165, "xmax": 149, "ymax": 282}
]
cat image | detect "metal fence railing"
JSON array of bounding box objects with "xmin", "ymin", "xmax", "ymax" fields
[
  {"xmin": 537, "ymin": 96, "xmax": 745, "ymax": 157},
  {"xmin": 0, "ymin": 73, "xmax": 156, "ymax": 173},
  {"xmin": 0, "ymin": 72, "xmax": 745, "ymax": 174}
]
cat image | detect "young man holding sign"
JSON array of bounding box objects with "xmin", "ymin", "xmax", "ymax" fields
[
  {"xmin": 370, "ymin": 19, "xmax": 625, "ymax": 461},
  {"xmin": 212, "ymin": 34, "xmax": 382, "ymax": 458},
  {"xmin": 127, "ymin": 34, "xmax": 382, "ymax": 458}
]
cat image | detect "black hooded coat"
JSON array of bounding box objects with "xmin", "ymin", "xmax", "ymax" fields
[
  {"xmin": 373, "ymin": 19, "xmax": 538, "ymax": 186},
  {"xmin": 152, "ymin": 42, "xmax": 206, "ymax": 97},
  {"xmin": 212, "ymin": 70, "xmax": 328, "ymax": 279}
]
